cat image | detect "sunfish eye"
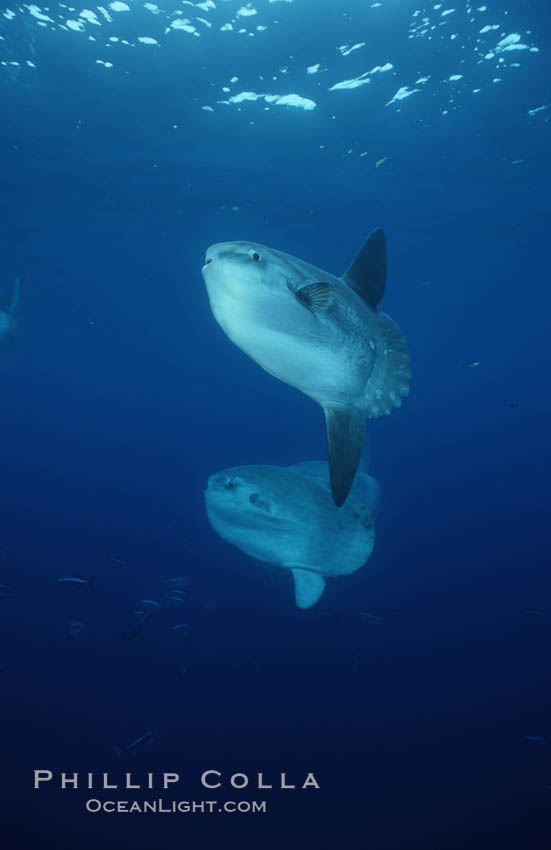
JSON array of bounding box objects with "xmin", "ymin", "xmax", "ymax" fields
[
  {"xmin": 223, "ymin": 476, "xmax": 236, "ymax": 491},
  {"xmin": 249, "ymin": 493, "xmax": 259, "ymax": 504},
  {"xmin": 249, "ymin": 250, "xmax": 261, "ymax": 262}
]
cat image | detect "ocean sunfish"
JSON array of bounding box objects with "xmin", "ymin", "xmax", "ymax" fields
[
  {"xmin": 202, "ymin": 229, "xmax": 410, "ymax": 507},
  {"xmin": 0, "ymin": 278, "xmax": 19, "ymax": 350},
  {"xmin": 204, "ymin": 461, "xmax": 380, "ymax": 609}
]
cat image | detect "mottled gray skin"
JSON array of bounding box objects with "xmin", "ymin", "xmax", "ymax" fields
[{"xmin": 203, "ymin": 242, "xmax": 396, "ymax": 411}]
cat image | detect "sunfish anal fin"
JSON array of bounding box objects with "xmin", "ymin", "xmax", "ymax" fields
[
  {"xmin": 323, "ymin": 404, "xmax": 365, "ymax": 507},
  {"xmin": 0, "ymin": 278, "xmax": 19, "ymax": 314},
  {"xmin": 295, "ymin": 282, "xmax": 333, "ymax": 314},
  {"xmin": 291, "ymin": 568, "xmax": 326, "ymax": 609},
  {"xmin": 342, "ymin": 228, "xmax": 386, "ymax": 309}
]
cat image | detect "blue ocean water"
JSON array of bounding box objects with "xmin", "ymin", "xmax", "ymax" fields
[{"xmin": 1, "ymin": 0, "xmax": 550, "ymax": 847}]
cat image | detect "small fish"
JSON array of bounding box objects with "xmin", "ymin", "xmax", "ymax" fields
[
  {"xmin": 462, "ymin": 360, "xmax": 480, "ymax": 368},
  {"xmin": 121, "ymin": 612, "xmax": 149, "ymax": 640},
  {"xmin": 170, "ymin": 623, "xmax": 190, "ymax": 633},
  {"xmin": 522, "ymin": 735, "xmax": 546, "ymax": 744},
  {"xmin": 0, "ymin": 583, "xmax": 14, "ymax": 595},
  {"xmin": 139, "ymin": 599, "xmax": 160, "ymax": 609},
  {"xmin": 0, "ymin": 548, "xmax": 8, "ymax": 560},
  {"xmin": 249, "ymin": 656, "xmax": 262, "ymax": 672},
  {"xmin": 162, "ymin": 576, "xmax": 192, "ymax": 589},
  {"xmin": 69, "ymin": 620, "xmax": 86, "ymax": 638},
  {"xmin": 57, "ymin": 576, "xmax": 94, "ymax": 589},
  {"xmin": 524, "ymin": 610, "xmax": 543, "ymax": 617},
  {"xmin": 108, "ymin": 555, "xmax": 127, "ymax": 568},
  {"xmin": 113, "ymin": 727, "xmax": 160, "ymax": 759},
  {"xmin": 202, "ymin": 600, "xmax": 217, "ymax": 611},
  {"xmin": 360, "ymin": 611, "xmax": 383, "ymax": 625},
  {"xmin": 181, "ymin": 663, "xmax": 190, "ymax": 675},
  {"xmin": 375, "ymin": 156, "xmax": 388, "ymax": 168},
  {"xmin": 162, "ymin": 589, "xmax": 188, "ymax": 607},
  {"xmin": 352, "ymin": 650, "xmax": 361, "ymax": 664}
]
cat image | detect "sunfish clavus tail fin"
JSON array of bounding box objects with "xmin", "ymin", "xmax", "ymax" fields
[
  {"xmin": 365, "ymin": 311, "xmax": 411, "ymax": 419},
  {"xmin": 0, "ymin": 278, "xmax": 19, "ymax": 314},
  {"xmin": 323, "ymin": 404, "xmax": 365, "ymax": 507}
]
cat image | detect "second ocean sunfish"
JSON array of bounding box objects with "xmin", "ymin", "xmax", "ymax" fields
[{"xmin": 205, "ymin": 460, "xmax": 380, "ymax": 609}]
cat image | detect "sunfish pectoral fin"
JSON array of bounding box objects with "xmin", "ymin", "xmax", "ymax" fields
[
  {"xmin": 294, "ymin": 281, "xmax": 333, "ymax": 314},
  {"xmin": 0, "ymin": 278, "xmax": 19, "ymax": 314},
  {"xmin": 342, "ymin": 228, "xmax": 386, "ymax": 308},
  {"xmin": 323, "ymin": 404, "xmax": 365, "ymax": 507},
  {"xmin": 291, "ymin": 568, "xmax": 326, "ymax": 609}
]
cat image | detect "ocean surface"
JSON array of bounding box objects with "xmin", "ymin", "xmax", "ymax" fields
[{"xmin": 1, "ymin": 0, "xmax": 550, "ymax": 847}]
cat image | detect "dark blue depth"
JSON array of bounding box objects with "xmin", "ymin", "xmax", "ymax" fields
[{"xmin": 1, "ymin": 1, "xmax": 550, "ymax": 848}]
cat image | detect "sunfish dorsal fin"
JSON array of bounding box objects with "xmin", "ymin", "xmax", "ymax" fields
[
  {"xmin": 0, "ymin": 278, "xmax": 19, "ymax": 314},
  {"xmin": 323, "ymin": 405, "xmax": 365, "ymax": 507},
  {"xmin": 342, "ymin": 228, "xmax": 386, "ymax": 308},
  {"xmin": 291, "ymin": 568, "xmax": 326, "ymax": 609}
]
